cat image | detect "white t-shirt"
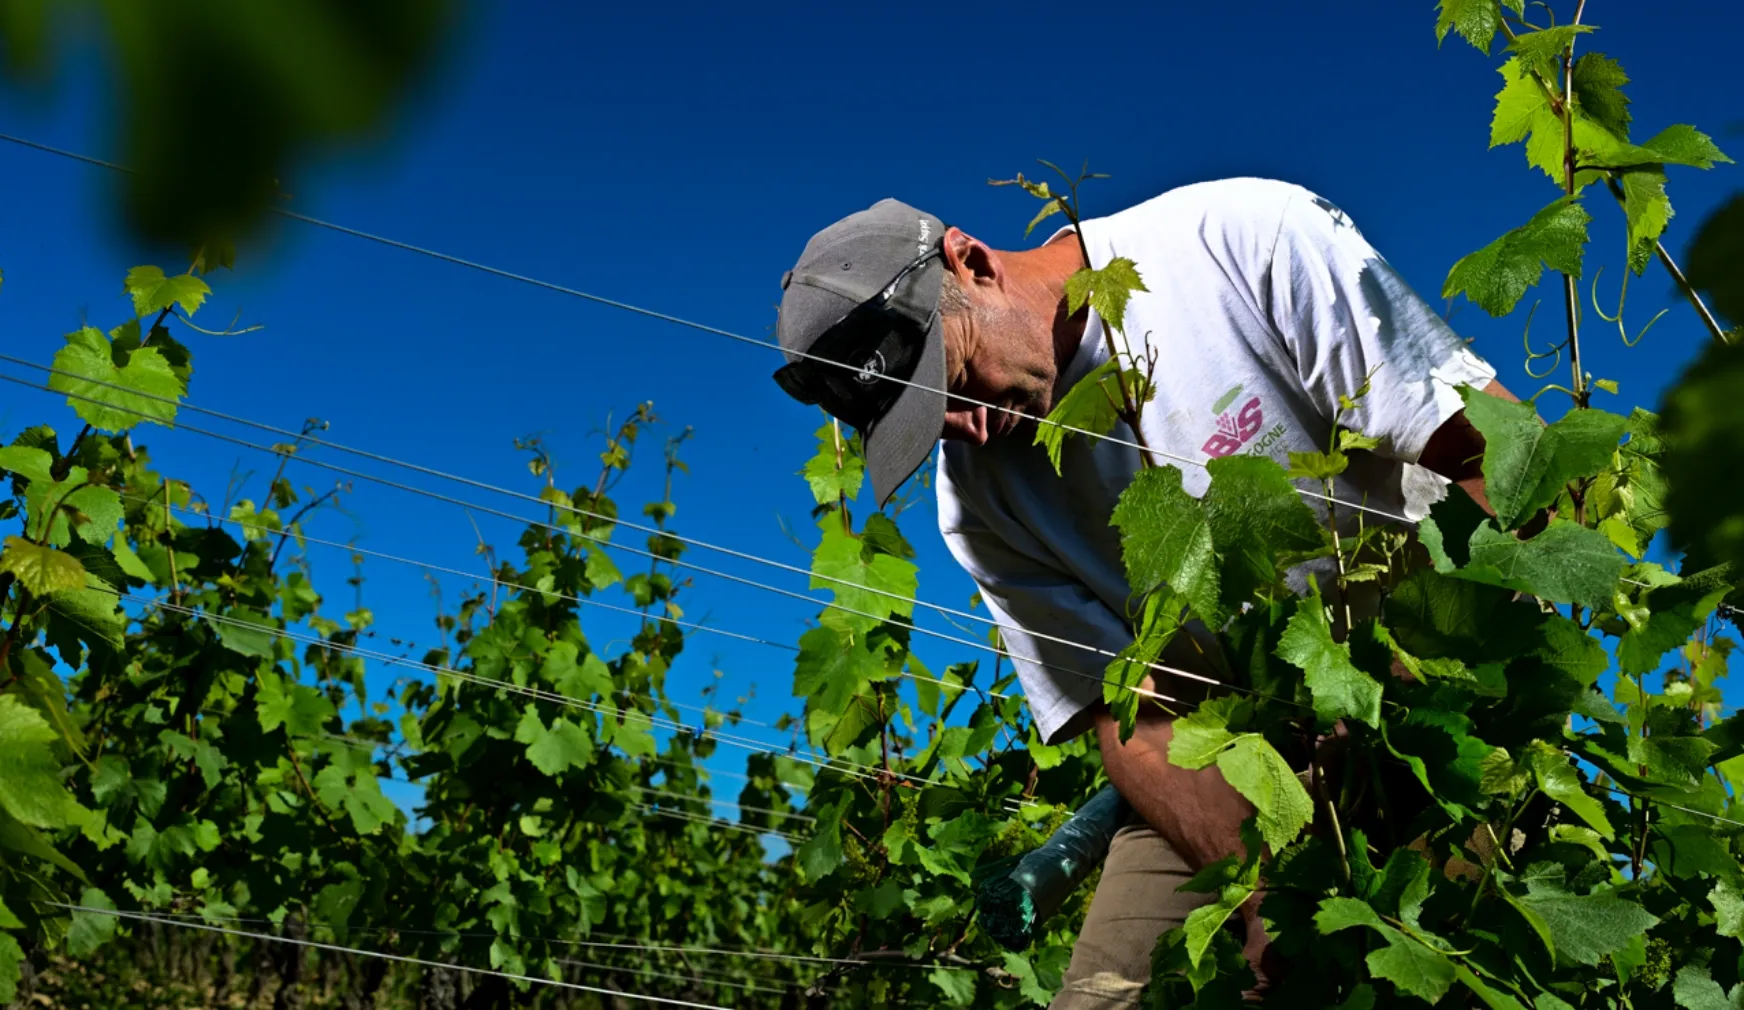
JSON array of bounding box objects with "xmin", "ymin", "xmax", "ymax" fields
[{"xmin": 935, "ymin": 178, "xmax": 1496, "ymax": 744}]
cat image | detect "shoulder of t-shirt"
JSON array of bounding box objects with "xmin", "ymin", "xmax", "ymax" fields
[{"xmin": 1057, "ymin": 177, "xmax": 1308, "ymax": 257}]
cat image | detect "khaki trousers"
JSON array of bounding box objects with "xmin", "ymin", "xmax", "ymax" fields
[{"xmin": 1049, "ymin": 823, "xmax": 1213, "ymax": 1010}]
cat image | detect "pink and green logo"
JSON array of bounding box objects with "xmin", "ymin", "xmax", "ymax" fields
[{"xmin": 1202, "ymin": 383, "xmax": 1264, "ymax": 458}]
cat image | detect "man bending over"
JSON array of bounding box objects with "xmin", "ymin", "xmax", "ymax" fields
[{"xmin": 769, "ymin": 178, "xmax": 1511, "ymax": 1007}]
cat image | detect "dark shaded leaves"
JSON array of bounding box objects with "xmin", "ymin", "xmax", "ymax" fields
[{"xmin": 1662, "ymin": 341, "xmax": 1744, "ymax": 572}]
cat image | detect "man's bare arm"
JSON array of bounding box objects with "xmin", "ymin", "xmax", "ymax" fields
[
  {"xmin": 1092, "ymin": 694, "xmax": 1272, "ymax": 978},
  {"xmin": 1091, "ymin": 701, "xmax": 1253, "ymax": 872}
]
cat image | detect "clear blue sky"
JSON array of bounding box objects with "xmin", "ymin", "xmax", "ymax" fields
[{"xmin": 2, "ymin": 1, "xmax": 1739, "ymax": 815}]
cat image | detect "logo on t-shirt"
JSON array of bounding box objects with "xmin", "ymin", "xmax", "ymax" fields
[{"xmin": 1201, "ymin": 384, "xmax": 1265, "ymax": 458}]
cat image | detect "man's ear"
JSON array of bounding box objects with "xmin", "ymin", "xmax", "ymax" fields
[{"xmin": 942, "ymin": 226, "xmax": 1003, "ymax": 292}]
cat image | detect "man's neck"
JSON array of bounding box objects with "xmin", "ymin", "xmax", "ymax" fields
[{"xmin": 1029, "ymin": 232, "xmax": 1090, "ymax": 379}]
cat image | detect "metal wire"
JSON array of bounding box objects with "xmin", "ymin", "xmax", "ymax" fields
[
  {"xmin": 134, "ymin": 493, "xmax": 797, "ymax": 658},
  {"xmin": 634, "ymin": 785, "xmax": 818, "ymax": 825},
  {"xmin": 140, "ymin": 494, "xmax": 793, "ymax": 731},
  {"xmin": 117, "ymin": 590, "xmax": 919, "ymax": 787},
  {"xmin": 37, "ymin": 902, "xmax": 741, "ymax": 1010},
  {"xmin": 0, "ymin": 129, "xmax": 1412, "ymax": 528},
  {"xmin": 638, "ymin": 805, "xmax": 805, "ymax": 844},
  {"xmin": 4, "ymin": 369, "xmax": 1216, "ymax": 714},
  {"xmin": 1600, "ymin": 785, "xmax": 1744, "ymax": 830},
  {"xmin": 130, "ymin": 906, "xmax": 979, "ymax": 972},
  {"xmin": 550, "ymin": 955, "xmax": 784, "ymax": 995},
  {"xmin": 1, "ymin": 364, "xmax": 1198, "ymax": 708}
]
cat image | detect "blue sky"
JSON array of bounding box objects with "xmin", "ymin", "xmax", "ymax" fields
[{"xmin": 2, "ymin": 0, "xmax": 1739, "ymax": 818}]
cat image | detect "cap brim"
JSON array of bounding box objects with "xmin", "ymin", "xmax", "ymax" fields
[{"xmin": 865, "ymin": 313, "xmax": 946, "ymax": 507}]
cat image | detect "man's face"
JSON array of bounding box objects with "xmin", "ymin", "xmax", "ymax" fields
[{"xmin": 938, "ymin": 295, "xmax": 1059, "ymax": 446}]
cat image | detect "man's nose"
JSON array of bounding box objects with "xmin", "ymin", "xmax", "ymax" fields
[{"xmin": 940, "ymin": 406, "xmax": 989, "ymax": 446}]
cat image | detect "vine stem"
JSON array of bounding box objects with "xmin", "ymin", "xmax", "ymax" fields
[
  {"xmin": 1502, "ymin": 14, "xmax": 1729, "ymax": 352},
  {"xmin": 1597, "ymin": 176, "xmax": 1734, "ymax": 346},
  {"xmin": 831, "ymin": 418, "xmax": 850, "ymax": 533},
  {"xmin": 162, "ymin": 481, "xmax": 181, "ymax": 606},
  {"xmin": 1056, "ymin": 186, "xmax": 1158, "ymax": 468},
  {"xmin": 1312, "ymin": 758, "xmax": 1352, "ymax": 888},
  {"xmin": 1560, "ymin": 0, "xmax": 1589, "ymax": 411}
]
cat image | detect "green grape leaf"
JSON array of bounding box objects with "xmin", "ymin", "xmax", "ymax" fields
[
  {"xmin": 1514, "ymin": 890, "xmax": 1657, "ymax": 966},
  {"xmin": 0, "ymin": 536, "xmax": 88, "ymax": 596},
  {"xmin": 1535, "ymin": 614, "xmax": 1608, "ymax": 686},
  {"xmin": 1672, "ymin": 965, "xmax": 1742, "ymax": 1010},
  {"xmin": 797, "ymin": 800, "xmax": 845, "ymax": 882},
  {"xmin": 1570, "ymin": 52, "xmax": 1630, "ymax": 137},
  {"xmin": 19, "ymin": 478, "xmax": 123, "ymax": 549},
  {"xmin": 66, "ymin": 886, "xmax": 117, "ymax": 957},
  {"xmin": 1168, "ymin": 696, "xmax": 1249, "ymax": 769},
  {"xmin": 1366, "ymin": 932, "xmax": 1456, "ymax": 1002},
  {"xmin": 1286, "ymin": 450, "xmax": 1347, "ymax": 481},
  {"xmin": 43, "ymin": 585, "xmax": 126, "ymax": 665},
  {"xmin": 0, "ymin": 694, "xmax": 92, "ymax": 829},
  {"xmin": 801, "ymin": 423, "xmax": 864, "ymax": 504},
  {"xmin": 0, "ymin": 806, "xmax": 86, "ymax": 880},
  {"xmin": 312, "ymin": 762, "xmax": 398, "ymax": 836},
  {"xmin": 1526, "ymin": 741, "xmax": 1614, "ymax": 839},
  {"xmin": 1276, "ymin": 598, "xmax": 1382, "ymax": 729},
  {"xmin": 1315, "ymin": 896, "xmax": 1385, "ymax": 933},
  {"xmin": 810, "ymin": 518, "xmax": 918, "ymax": 631},
  {"xmin": 602, "ymin": 704, "xmax": 655, "ymax": 759},
  {"xmin": 1710, "ymin": 880, "xmax": 1744, "ymax": 939},
  {"xmin": 257, "ymin": 672, "xmax": 338, "ymax": 736},
  {"xmin": 48, "ymin": 325, "xmax": 185, "ymax": 432},
  {"xmin": 1023, "ymin": 197, "xmax": 1063, "ymax": 237},
  {"xmin": 124, "ymin": 265, "xmax": 211, "ymax": 317},
  {"xmin": 1490, "ymin": 58, "xmax": 1556, "ymax": 151},
  {"xmin": 583, "ymin": 544, "xmax": 621, "ymax": 590},
  {"xmin": 1662, "ymin": 342, "xmax": 1744, "ymax": 572},
  {"xmin": 214, "ymin": 607, "xmax": 277, "ymax": 659},
  {"xmin": 1462, "ymin": 519, "xmax": 1624, "ymax": 609},
  {"xmin": 929, "ymin": 964, "xmax": 978, "ymax": 1005},
  {"xmin": 1419, "ymin": 485, "xmax": 1491, "ymax": 573},
  {"xmin": 1581, "ymin": 123, "xmax": 1733, "ymax": 171},
  {"xmin": 1618, "ymin": 170, "xmax": 1672, "ymax": 275},
  {"xmin": 0, "ymin": 445, "xmax": 53, "ymax": 484},
  {"xmin": 0, "ymin": 933, "xmax": 21, "ymax": 1005},
  {"xmin": 1111, "ymin": 466, "xmax": 1220, "ymax": 626},
  {"xmin": 1507, "ymin": 25, "xmax": 1593, "ymax": 77},
  {"xmin": 1626, "ymin": 733, "xmax": 1718, "ymax": 788},
  {"xmin": 1204, "ymin": 455, "xmax": 1324, "ymax": 609},
  {"xmin": 1216, "ymin": 735, "xmax": 1313, "ymax": 852},
  {"xmin": 313, "ymin": 876, "xmax": 364, "ymax": 936},
  {"xmin": 1617, "ymin": 601, "xmax": 1708, "ymax": 676},
  {"xmin": 515, "ymin": 710, "xmax": 594, "ymax": 777},
  {"xmin": 1435, "ymin": 0, "xmax": 1511, "ymax": 53},
  {"xmin": 1182, "ymin": 881, "xmax": 1256, "ymax": 968},
  {"xmin": 1443, "ymin": 197, "xmax": 1590, "ymax": 318},
  {"xmin": 1459, "ymin": 389, "xmax": 1625, "ymax": 529},
  {"xmin": 1063, "ymin": 256, "xmax": 1148, "ymax": 333},
  {"xmin": 1034, "ymin": 359, "xmax": 1129, "ymax": 474},
  {"xmin": 552, "ymin": 646, "xmax": 614, "ymax": 701},
  {"xmin": 1590, "ymin": 408, "xmax": 1669, "ymax": 556},
  {"xmin": 1104, "ymin": 591, "xmax": 1184, "ymax": 742},
  {"xmin": 793, "ymin": 625, "xmax": 882, "ymax": 716},
  {"xmin": 1455, "ymin": 965, "xmax": 1529, "ymax": 1010}
]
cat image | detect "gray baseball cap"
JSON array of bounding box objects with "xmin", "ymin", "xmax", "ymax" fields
[{"xmin": 772, "ymin": 198, "xmax": 948, "ymax": 507}]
